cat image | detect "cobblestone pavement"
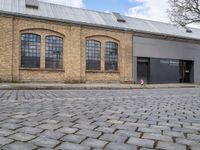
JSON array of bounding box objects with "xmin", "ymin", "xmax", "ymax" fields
[{"xmin": 0, "ymin": 88, "xmax": 200, "ymax": 150}]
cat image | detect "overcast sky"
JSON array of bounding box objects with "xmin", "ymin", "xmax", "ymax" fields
[{"xmin": 40, "ymin": 0, "xmax": 199, "ymax": 28}]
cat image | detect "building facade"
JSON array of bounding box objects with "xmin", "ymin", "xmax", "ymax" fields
[
  {"xmin": 0, "ymin": 0, "xmax": 200, "ymax": 84},
  {"xmin": 133, "ymin": 36, "xmax": 200, "ymax": 84},
  {"xmin": 0, "ymin": 15, "xmax": 133, "ymax": 83}
]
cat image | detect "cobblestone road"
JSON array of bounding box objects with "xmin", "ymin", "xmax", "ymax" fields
[{"xmin": 0, "ymin": 88, "xmax": 200, "ymax": 150}]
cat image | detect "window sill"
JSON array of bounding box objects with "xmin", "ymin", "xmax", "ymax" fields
[
  {"xmin": 20, "ymin": 68, "xmax": 65, "ymax": 72},
  {"xmin": 86, "ymin": 70, "xmax": 119, "ymax": 73}
]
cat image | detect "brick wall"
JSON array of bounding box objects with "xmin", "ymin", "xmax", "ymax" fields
[
  {"xmin": 0, "ymin": 15, "xmax": 133, "ymax": 83},
  {"xmin": 0, "ymin": 16, "xmax": 13, "ymax": 82}
]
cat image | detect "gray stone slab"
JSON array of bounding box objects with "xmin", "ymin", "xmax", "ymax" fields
[
  {"xmin": 76, "ymin": 129, "xmax": 102, "ymax": 138},
  {"xmin": 157, "ymin": 141, "xmax": 186, "ymax": 150},
  {"xmin": 30, "ymin": 136, "xmax": 60, "ymax": 148},
  {"xmin": 17, "ymin": 127, "xmax": 43, "ymax": 135},
  {"xmin": 0, "ymin": 136, "xmax": 13, "ymax": 146},
  {"xmin": 61, "ymin": 134, "xmax": 86, "ymax": 143},
  {"xmin": 9, "ymin": 133, "xmax": 36, "ymax": 142},
  {"xmin": 56, "ymin": 142, "xmax": 90, "ymax": 150},
  {"xmin": 142, "ymin": 133, "xmax": 173, "ymax": 142},
  {"xmin": 57, "ymin": 127, "xmax": 79, "ymax": 134},
  {"xmin": 127, "ymin": 137, "xmax": 154, "ymax": 148},
  {"xmin": 99, "ymin": 133, "xmax": 128, "ymax": 142},
  {"xmin": 82, "ymin": 138, "xmax": 108, "ymax": 148},
  {"xmin": 2, "ymin": 141, "xmax": 37, "ymax": 150},
  {"xmin": 105, "ymin": 142, "xmax": 137, "ymax": 150}
]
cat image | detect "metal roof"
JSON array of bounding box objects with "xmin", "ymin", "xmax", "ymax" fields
[{"xmin": 1, "ymin": 0, "xmax": 200, "ymax": 40}]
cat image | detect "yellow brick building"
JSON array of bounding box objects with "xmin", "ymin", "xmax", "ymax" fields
[{"xmin": 0, "ymin": 1, "xmax": 133, "ymax": 83}]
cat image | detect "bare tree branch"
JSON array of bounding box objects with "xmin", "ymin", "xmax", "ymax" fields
[{"xmin": 167, "ymin": 0, "xmax": 200, "ymax": 27}]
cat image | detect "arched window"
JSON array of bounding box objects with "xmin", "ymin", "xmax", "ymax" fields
[
  {"xmin": 45, "ymin": 36, "xmax": 63, "ymax": 69},
  {"xmin": 86, "ymin": 40, "xmax": 101, "ymax": 70},
  {"xmin": 104, "ymin": 42, "xmax": 118, "ymax": 71},
  {"xmin": 21, "ymin": 33, "xmax": 41, "ymax": 68}
]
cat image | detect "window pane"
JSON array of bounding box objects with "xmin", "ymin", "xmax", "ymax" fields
[
  {"xmin": 21, "ymin": 33, "xmax": 41, "ymax": 68},
  {"xmin": 86, "ymin": 40, "xmax": 101, "ymax": 70},
  {"xmin": 45, "ymin": 36, "xmax": 63, "ymax": 69},
  {"xmin": 105, "ymin": 42, "xmax": 118, "ymax": 71}
]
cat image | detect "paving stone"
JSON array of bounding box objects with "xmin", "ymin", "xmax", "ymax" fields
[
  {"xmin": 142, "ymin": 133, "xmax": 173, "ymax": 142},
  {"xmin": 56, "ymin": 142, "xmax": 90, "ymax": 150},
  {"xmin": 82, "ymin": 138, "xmax": 108, "ymax": 148},
  {"xmin": 176, "ymin": 138, "xmax": 200, "ymax": 146},
  {"xmin": 40, "ymin": 130, "xmax": 65, "ymax": 140},
  {"xmin": 157, "ymin": 141, "xmax": 186, "ymax": 150},
  {"xmin": 99, "ymin": 133, "xmax": 128, "ymax": 142},
  {"xmin": 0, "ymin": 128, "xmax": 15, "ymax": 136},
  {"xmin": 76, "ymin": 129, "xmax": 102, "ymax": 138},
  {"xmin": 138, "ymin": 127, "xmax": 161, "ymax": 134},
  {"xmin": 1, "ymin": 89, "xmax": 200, "ymax": 149},
  {"xmin": 30, "ymin": 136, "xmax": 60, "ymax": 148},
  {"xmin": 125, "ymin": 122, "xmax": 149, "ymax": 128},
  {"xmin": 0, "ymin": 123, "xmax": 21, "ymax": 130},
  {"xmin": 150, "ymin": 125, "xmax": 171, "ymax": 130},
  {"xmin": 191, "ymin": 146, "xmax": 200, "ymax": 150},
  {"xmin": 95, "ymin": 127, "xmax": 116, "ymax": 133},
  {"xmin": 107, "ymin": 120, "xmax": 124, "ymax": 124},
  {"xmin": 61, "ymin": 134, "xmax": 86, "ymax": 143},
  {"xmin": 127, "ymin": 137, "xmax": 154, "ymax": 148},
  {"xmin": 2, "ymin": 141, "xmax": 37, "ymax": 150},
  {"xmin": 37, "ymin": 124, "xmax": 61, "ymax": 130},
  {"xmin": 112, "ymin": 124, "xmax": 137, "ymax": 131},
  {"xmin": 0, "ymin": 136, "xmax": 13, "ymax": 146},
  {"xmin": 163, "ymin": 131, "xmax": 185, "ymax": 138},
  {"xmin": 17, "ymin": 127, "xmax": 43, "ymax": 135},
  {"xmin": 57, "ymin": 127, "xmax": 78, "ymax": 134},
  {"xmin": 105, "ymin": 142, "xmax": 137, "ymax": 150},
  {"xmin": 187, "ymin": 134, "xmax": 200, "ymax": 141},
  {"xmin": 9, "ymin": 132, "xmax": 36, "ymax": 142},
  {"xmin": 73, "ymin": 123, "xmax": 97, "ymax": 130},
  {"xmin": 115, "ymin": 129, "xmax": 141, "ymax": 137},
  {"xmin": 42, "ymin": 119, "xmax": 59, "ymax": 124},
  {"xmin": 172, "ymin": 127, "xmax": 199, "ymax": 134}
]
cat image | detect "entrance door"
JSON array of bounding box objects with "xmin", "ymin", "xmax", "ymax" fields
[
  {"xmin": 137, "ymin": 58, "xmax": 150, "ymax": 84},
  {"xmin": 179, "ymin": 60, "xmax": 194, "ymax": 83}
]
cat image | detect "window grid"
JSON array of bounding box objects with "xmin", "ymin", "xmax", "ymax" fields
[
  {"xmin": 104, "ymin": 42, "xmax": 118, "ymax": 71},
  {"xmin": 86, "ymin": 40, "xmax": 101, "ymax": 70},
  {"xmin": 21, "ymin": 33, "xmax": 41, "ymax": 68},
  {"xmin": 45, "ymin": 36, "xmax": 63, "ymax": 69}
]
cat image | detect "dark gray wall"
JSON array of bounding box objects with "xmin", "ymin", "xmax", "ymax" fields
[
  {"xmin": 149, "ymin": 58, "xmax": 180, "ymax": 84},
  {"xmin": 133, "ymin": 36, "xmax": 200, "ymax": 83}
]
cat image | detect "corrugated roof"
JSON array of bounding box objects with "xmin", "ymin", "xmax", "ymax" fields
[{"xmin": 1, "ymin": 0, "xmax": 200, "ymax": 40}]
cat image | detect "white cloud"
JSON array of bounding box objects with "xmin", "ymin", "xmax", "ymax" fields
[
  {"xmin": 39, "ymin": 0, "xmax": 84, "ymax": 8},
  {"xmin": 126, "ymin": 0, "xmax": 170, "ymax": 22},
  {"xmin": 126, "ymin": 0, "xmax": 200, "ymax": 28}
]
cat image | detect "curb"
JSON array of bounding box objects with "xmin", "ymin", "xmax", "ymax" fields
[{"xmin": 0, "ymin": 84, "xmax": 198, "ymax": 90}]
